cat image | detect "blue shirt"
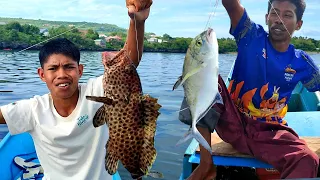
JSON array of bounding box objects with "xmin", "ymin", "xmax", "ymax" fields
[{"xmin": 228, "ymin": 9, "xmax": 320, "ymax": 125}]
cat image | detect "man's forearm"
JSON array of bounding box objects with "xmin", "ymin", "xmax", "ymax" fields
[
  {"xmin": 0, "ymin": 109, "xmax": 6, "ymax": 124},
  {"xmin": 126, "ymin": 19, "xmax": 145, "ymax": 67}
]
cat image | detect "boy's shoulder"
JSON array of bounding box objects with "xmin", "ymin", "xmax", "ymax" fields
[{"xmin": 27, "ymin": 93, "xmax": 50, "ymax": 107}]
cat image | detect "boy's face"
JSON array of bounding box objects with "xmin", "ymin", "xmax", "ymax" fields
[
  {"xmin": 266, "ymin": 0, "xmax": 303, "ymax": 42},
  {"xmin": 38, "ymin": 54, "xmax": 83, "ymax": 100}
]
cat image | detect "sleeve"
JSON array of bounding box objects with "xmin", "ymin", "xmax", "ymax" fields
[
  {"xmin": 86, "ymin": 75, "xmax": 104, "ymax": 97},
  {"xmin": 230, "ymin": 9, "xmax": 262, "ymax": 47},
  {"xmin": 300, "ymin": 52, "xmax": 320, "ymax": 92},
  {"xmin": 0, "ymin": 98, "xmax": 37, "ymax": 135}
]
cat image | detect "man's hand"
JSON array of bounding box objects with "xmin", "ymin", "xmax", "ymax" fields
[{"xmin": 126, "ymin": 0, "xmax": 152, "ymax": 21}]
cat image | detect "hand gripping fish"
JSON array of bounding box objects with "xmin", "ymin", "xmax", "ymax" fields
[
  {"xmin": 173, "ymin": 28, "xmax": 223, "ymax": 153},
  {"xmin": 86, "ymin": 47, "xmax": 163, "ymax": 179}
]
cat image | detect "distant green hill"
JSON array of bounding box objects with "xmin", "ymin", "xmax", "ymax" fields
[{"xmin": 0, "ymin": 17, "xmax": 127, "ymax": 35}]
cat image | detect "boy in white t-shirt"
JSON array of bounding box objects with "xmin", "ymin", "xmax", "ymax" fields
[{"xmin": 0, "ymin": 0, "xmax": 153, "ymax": 179}]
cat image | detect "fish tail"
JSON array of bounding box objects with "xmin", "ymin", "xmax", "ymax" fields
[
  {"xmin": 176, "ymin": 127, "xmax": 212, "ymax": 155},
  {"xmin": 191, "ymin": 126, "xmax": 213, "ymax": 154},
  {"xmin": 176, "ymin": 129, "xmax": 193, "ymax": 146},
  {"xmin": 105, "ymin": 140, "xmax": 119, "ymax": 175}
]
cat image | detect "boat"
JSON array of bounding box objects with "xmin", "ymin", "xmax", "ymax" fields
[
  {"xmin": 179, "ymin": 63, "xmax": 320, "ymax": 180},
  {"xmin": 0, "ymin": 132, "xmax": 122, "ymax": 180}
]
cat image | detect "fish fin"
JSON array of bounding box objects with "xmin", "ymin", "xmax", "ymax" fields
[
  {"xmin": 142, "ymin": 94, "xmax": 161, "ymax": 137},
  {"xmin": 139, "ymin": 138, "xmax": 157, "ymax": 177},
  {"xmin": 172, "ymin": 76, "xmax": 182, "ymax": 90},
  {"xmin": 139, "ymin": 95, "xmax": 161, "ymax": 175},
  {"xmin": 176, "ymin": 128, "xmax": 193, "ymax": 146},
  {"xmin": 146, "ymin": 170, "xmax": 164, "ymax": 179},
  {"xmin": 86, "ymin": 96, "xmax": 113, "ymax": 105},
  {"xmin": 93, "ymin": 105, "xmax": 107, "ymax": 127},
  {"xmin": 105, "ymin": 141, "xmax": 119, "ymax": 175},
  {"xmin": 180, "ymin": 62, "xmax": 208, "ymax": 85},
  {"xmin": 176, "ymin": 128, "xmax": 212, "ymax": 154}
]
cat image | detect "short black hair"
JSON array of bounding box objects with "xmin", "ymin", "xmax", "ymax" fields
[
  {"xmin": 268, "ymin": 0, "xmax": 306, "ymax": 21},
  {"xmin": 39, "ymin": 38, "xmax": 80, "ymax": 67}
]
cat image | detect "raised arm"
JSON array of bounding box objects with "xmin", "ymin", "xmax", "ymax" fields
[
  {"xmin": 222, "ymin": 0, "xmax": 245, "ymax": 29},
  {"xmin": 126, "ymin": 0, "xmax": 152, "ymax": 67},
  {"xmin": 0, "ymin": 109, "xmax": 6, "ymax": 124}
]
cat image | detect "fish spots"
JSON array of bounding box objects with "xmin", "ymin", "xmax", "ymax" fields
[{"xmin": 97, "ymin": 49, "xmax": 161, "ymax": 178}]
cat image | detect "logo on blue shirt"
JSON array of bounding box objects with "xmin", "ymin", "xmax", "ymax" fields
[
  {"xmin": 284, "ymin": 64, "xmax": 296, "ymax": 82},
  {"xmin": 262, "ymin": 48, "xmax": 266, "ymax": 59}
]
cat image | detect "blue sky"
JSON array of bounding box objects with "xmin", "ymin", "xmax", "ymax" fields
[{"xmin": 1, "ymin": 0, "xmax": 319, "ymax": 39}]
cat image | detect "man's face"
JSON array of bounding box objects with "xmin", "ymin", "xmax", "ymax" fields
[
  {"xmin": 38, "ymin": 54, "xmax": 83, "ymax": 100},
  {"xmin": 266, "ymin": 1, "xmax": 303, "ymax": 42}
]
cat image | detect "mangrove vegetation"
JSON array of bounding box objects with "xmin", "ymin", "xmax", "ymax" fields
[{"xmin": 0, "ymin": 21, "xmax": 319, "ymax": 53}]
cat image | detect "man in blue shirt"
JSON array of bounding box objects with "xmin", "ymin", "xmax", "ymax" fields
[{"xmin": 179, "ymin": 0, "xmax": 320, "ymax": 179}]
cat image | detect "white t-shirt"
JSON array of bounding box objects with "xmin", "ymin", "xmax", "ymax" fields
[{"xmin": 1, "ymin": 75, "xmax": 113, "ymax": 180}]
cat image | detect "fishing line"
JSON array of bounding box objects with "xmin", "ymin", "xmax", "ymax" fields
[
  {"xmin": 267, "ymin": 0, "xmax": 292, "ymax": 37},
  {"xmin": 15, "ymin": 22, "xmax": 92, "ymax": 54},
  {"xmin": 134, "ymin": 14, "xmax": 140, "ymax": 66},
  {"xmin": 203, "ymin": 0, "xmax": 220, "ymax": 32},
  {"xmin": 2, "ymin": 14, "xmax": 105, "ymax": 63},
  {"xmin": 2, "ymin": 2, "xmax": 141, "ymax": 72},
  {"xmin": 179, "ymin": 0, "xmax": 220, "ymax": 113},
  {"xmin": 129, "ymin": 13, "xmax": 139, "ymax": 69},
  {"xmin": 190, "ymin": 0, "xmax": 219, "ymax": 57},
  {"xmin": 3, "ymin": 0, "xmax": 90, "ymax": 56},
  {"xmin": 123, "ymin": 12, "xmax": 139, "ymax": 70}
]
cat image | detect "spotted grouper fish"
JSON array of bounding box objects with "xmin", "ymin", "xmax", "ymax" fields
[{"xmin": 86, "ymin": 47, "xmax": 162, "ymax": 179}]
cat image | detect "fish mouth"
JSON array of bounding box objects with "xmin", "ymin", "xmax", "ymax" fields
[{"xmin": 206, "ymin": 28, "xmax": 214, "ymax": 44}]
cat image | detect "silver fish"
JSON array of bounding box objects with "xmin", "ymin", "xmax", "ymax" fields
[{"xmin": 173, "ymin": 28, "xmax": 223, "ymax": 153}]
